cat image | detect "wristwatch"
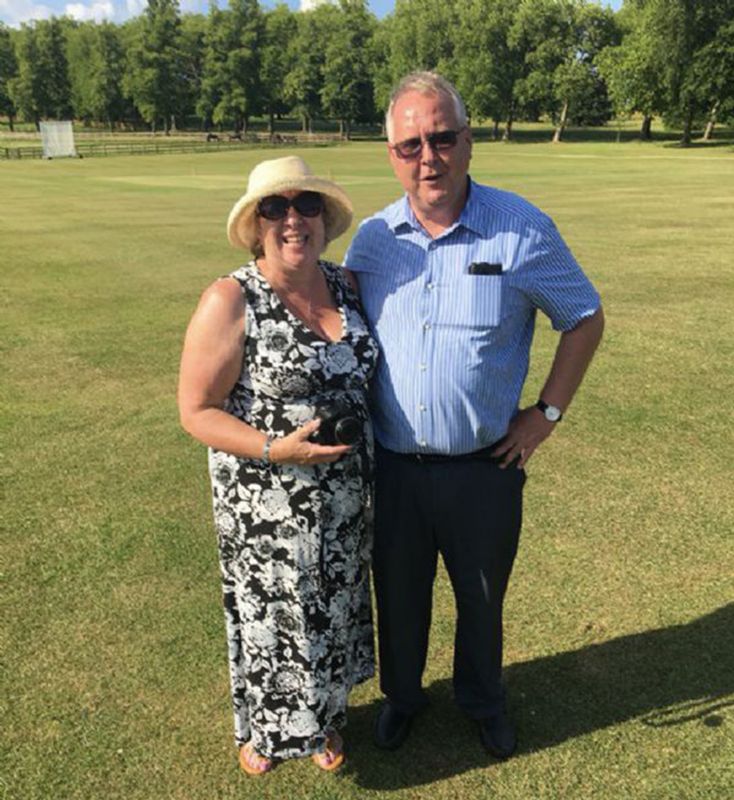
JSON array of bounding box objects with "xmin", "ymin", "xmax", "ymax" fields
[{"xmin": 536, "ymin": 399, "xmax": 563, "ymax": 422}]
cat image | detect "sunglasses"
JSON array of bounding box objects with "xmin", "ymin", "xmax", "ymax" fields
[
  {"xmin": 256, "ymin": 191, "xmax": 324, "ymax": 220},
  {"xmin": 390, "ymin": 127, "xmax": 467, "ymax": 160}
]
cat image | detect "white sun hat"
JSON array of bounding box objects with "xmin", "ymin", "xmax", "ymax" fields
[{"xmin": 226, "ymin": 155, "xmax": 354, "ymax": 252}]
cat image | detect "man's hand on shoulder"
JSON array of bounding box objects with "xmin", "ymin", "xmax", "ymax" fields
[{"xmin": 491, "ymin": 407, "xmax": 556, "ymax": 469}]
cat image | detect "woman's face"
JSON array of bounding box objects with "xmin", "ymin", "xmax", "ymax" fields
[{"xmin": 256, "ymin": 190, "xmax": 326, "ymax": 272}]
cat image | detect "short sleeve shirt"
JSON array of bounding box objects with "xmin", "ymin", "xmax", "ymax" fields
[{"xmin": 344, "ymin": 179, "xmax": 601, "ymax": 454}]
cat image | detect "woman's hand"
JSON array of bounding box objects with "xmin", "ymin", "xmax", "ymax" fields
[{"xmin": 270, "ymin": 420, "xmax": 352, "ymax": 465}]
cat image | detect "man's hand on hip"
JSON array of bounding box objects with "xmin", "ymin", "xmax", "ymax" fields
[{"xmin": 491, "ymin": 407, "xmax": 555, "ymax": 469}]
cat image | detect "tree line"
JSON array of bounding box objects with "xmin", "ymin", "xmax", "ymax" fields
[{"xmin": 1, "ymin": 0, "xmax": 733, "ymax": 144}]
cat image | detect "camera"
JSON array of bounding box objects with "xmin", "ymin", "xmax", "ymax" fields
[{"xmin": 309, "ymin": 403, "xmax": 362, "ymax": 446}]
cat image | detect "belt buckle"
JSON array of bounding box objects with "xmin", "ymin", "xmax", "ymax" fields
[{"xmin": 415, "ymin": 452, "xmax": 425, "ymax": 463}]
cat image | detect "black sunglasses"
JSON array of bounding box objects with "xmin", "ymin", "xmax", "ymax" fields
[
  {"xmin": 391, "ymin": 127, "xmax": 467, "ymax": 160},
  {"xmin": 256, "ymin": 191, "xmax": 324, "ymax": 220}
]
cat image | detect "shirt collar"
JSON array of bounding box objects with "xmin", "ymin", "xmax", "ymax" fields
[{"xmin": 387, "ymin": 177, "xmax": 484, "ymax": 238}]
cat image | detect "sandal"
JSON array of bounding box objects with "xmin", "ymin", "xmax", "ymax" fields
[
  {"xmin": 312, "ymin": 730, "xmax": 345, "ymax": 772},
  {"xmin": 239, "ymin": 742, "xmax": 273, "ymax": 776}
]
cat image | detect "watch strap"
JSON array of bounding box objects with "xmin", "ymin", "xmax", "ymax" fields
[{"xmin": 536, "ymin": 399, "xmax": 563, "ymax": 422}]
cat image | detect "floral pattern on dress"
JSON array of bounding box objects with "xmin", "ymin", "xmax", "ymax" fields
[{"xmin": 208, "ymin": 260, "xmax": 378, "ymax": 760}]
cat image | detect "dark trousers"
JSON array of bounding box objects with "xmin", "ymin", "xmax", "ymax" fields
[{"xmin": 373, "ymin": 446, "xmax": 525, "ymax": 719}]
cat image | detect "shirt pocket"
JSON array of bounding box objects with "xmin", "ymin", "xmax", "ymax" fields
[{"xmin": 456, "ymin": 274, "xmax": 503, "ymax": 328}]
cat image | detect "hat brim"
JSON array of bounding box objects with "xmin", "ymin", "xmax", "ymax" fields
[{"xmin": 227, "ymin": 175, "xmax": 353, "ymax": 252}]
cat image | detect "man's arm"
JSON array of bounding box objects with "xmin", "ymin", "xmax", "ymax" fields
[{"xmin": 492, "ymin": 306, "xmax": 605, "ymax": 468}]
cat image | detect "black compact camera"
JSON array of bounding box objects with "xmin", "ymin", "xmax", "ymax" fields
[{"xmin": 309, "ymin": 403, "xmax": 362, "ymax": 446}]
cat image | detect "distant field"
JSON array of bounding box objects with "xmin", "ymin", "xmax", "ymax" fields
[{"xmin": 2, "ymin": 141, "xmax": 732, "ymax": 800}]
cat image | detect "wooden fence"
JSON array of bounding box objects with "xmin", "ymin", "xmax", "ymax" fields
[{"xmin": 0, "ymin": 132, "xmax": 344, "ymax": 161}]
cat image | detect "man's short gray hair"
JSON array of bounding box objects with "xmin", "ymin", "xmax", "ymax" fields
[{"xmin": 385, "ymin": 71, "xmax": 468, "ymax": 143}]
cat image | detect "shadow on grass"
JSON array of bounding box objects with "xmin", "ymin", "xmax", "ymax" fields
[{"xmin": 346, "ymin": 603, "xmax": 733, "ymax": 790}]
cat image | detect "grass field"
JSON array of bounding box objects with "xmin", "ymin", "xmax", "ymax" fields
[{"xmin": 2, "ymin": 139, "xmax": 733, "ymax": 800}]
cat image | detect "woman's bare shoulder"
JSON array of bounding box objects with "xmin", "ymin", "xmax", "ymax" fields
[{"xmin": 196, "ymin": 276, "xmax": 244, "ymax": 319}]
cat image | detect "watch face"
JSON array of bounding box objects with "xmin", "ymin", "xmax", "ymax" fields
[{"xmin": 545, "ymin": 405, "xmax": 562, "ymax": 422}]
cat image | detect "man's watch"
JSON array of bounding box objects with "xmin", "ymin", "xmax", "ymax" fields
[{"xmin": 536, "ymin": 400, "xmax": 563, "ymax": 422}]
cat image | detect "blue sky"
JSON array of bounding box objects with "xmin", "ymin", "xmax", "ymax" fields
[{"xmin": 0, "ymin": 0, "xmax": 623, "ymax": 30}]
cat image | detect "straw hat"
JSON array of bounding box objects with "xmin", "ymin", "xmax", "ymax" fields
[{"xmin": 227, "ymin": 156, "xmax": 353, "ymax": 252}]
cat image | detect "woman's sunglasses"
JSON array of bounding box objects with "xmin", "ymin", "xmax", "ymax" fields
[
  {"xmin": 390, "ymin": 127, "xmax": 467, "ymax": 160},
  {"xmin": 256, "ymin": 191, "xmax": 324, "ymax": 221}
]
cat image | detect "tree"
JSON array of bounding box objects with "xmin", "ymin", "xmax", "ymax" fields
[
  {"xmin": 123, "ymin": 0, "xmax": 183, "ymax": 133},
  {"xmin": 370, "ymin": 15, "xmax": 395, "ymax": 127},
  {"xmin": 196, "ymin": 4, "xmax": 225, "ymax": 130},
  {"xmin": 321, "ymin": 0, "xmax": 377, "ymax": 137},
  {"xmin": 0, "ymin": 23, "xmax": 18, "ymax": 131},
  {"xmin": 689, "ymin": 18, "xmax": 734, "ymax": 139},
  {"xmin": 179, "ymin": 13, "xmax": 207, "ymax": 128},
  {"xmin": 9, "ymin": 18, "xmax": 73, "ymax": 128},
  {"xmin": 384, "ymin": 0, "xmax": 459, "ymax": 82},
  {"xmin": 454, "ymin": 0, "xmax": 522, "ymax": 139},
  {"xmin": 656, "ymin": 0, "xmax": 734, "ymax": 144},
  {"xmin": 510, "ymin": 0, "xmax": 619, "ymax": 142},
  {"xmin": 597, "ymin": 1, "xmax": 665, "ymax": 140},
  {"xmin": 602, "ymin": 0, "xmax": 734, "ymax": 145},
  {"xmin": 197, "ymin": 0, "xmax": 261, "ymax": 133},
  {"xmin": 284, "ymin": 5, "xmax": 339, "ymax": 133},
  {"xmin": 260, "ymin": 4, "xmax": 297, "ymax": 134},
  {"xmin": 67, "ymin": 22, "xmax": 126, "ymax": 129}
]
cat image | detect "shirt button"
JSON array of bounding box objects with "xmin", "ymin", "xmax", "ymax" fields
[
  {"xmin": 419, "ymin": 363, "xmax": 427, "ymax": 371},
  {"xmin": 419, "ymin": 404, "xmax": 426, "ymax": 412},
  {"xmin": 420, "ymin": 439, "xmax": 427, "ymax": 447},
  {"xmin": 426, "ymin": 282, "xmax": 434, "ymax": 290},
  {"xmin": 423, "ymin": 322, "xmax": 431, "ymax": 330}
]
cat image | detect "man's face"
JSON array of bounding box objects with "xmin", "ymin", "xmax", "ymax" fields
[{"xmin": 387, "ymin": 90, "xmax": 472, "ymax": 224}]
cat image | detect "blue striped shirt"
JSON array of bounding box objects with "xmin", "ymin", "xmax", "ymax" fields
[{"xmin": 344, "ymin": 179, "xmax": 601, "ymax": 454}]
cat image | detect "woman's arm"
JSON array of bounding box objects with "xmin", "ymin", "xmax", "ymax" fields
[
  {"xmin": 178, "ymin": 278, "xmax": 266, "ymax": 457},
  {"xmin": 178, "ymin": 277, "xmax": 351, "ymax": 465},
  {"xmin": 343, "ymin": 267, "xmax": 359, "ymax": 293}
]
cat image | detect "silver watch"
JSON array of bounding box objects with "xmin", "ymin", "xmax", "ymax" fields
[{"xmin": 536, "ymin": 400, "xmax": 563, "ymax": 422}]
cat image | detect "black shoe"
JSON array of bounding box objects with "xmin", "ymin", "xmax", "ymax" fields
[
  {"xmin": 478, "ymin": 712, "xmax": 517, "ymax": 760},
  {"xmin": 374, "ymin": 701, "xmax": 414, "ymax": 750}
]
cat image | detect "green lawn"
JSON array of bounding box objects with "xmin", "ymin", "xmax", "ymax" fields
[{"xmin": 2, "ymin": 140, "xmax": 732, "ymax": 800}]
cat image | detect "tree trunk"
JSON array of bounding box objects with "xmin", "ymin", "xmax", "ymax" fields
[
  {"xmin": 302, "ymin": 114, "xmax": 308, "ymax": 133},
  {"xmin": 243, "ymin": 116, "xmax": 249, "ymax": 134},
  {"xmin": 680, "ymin": 105, "xmax": 693, "ymax": 146},
  {"xmin": 170, "ymin": 114, "xmax": 177, "ymax": 133},
  {"xmin": 552, "ymin": 100, "xmax": 568, "ymax": 143},
  {"xmin": 640, "ymin": 115, "xmax": 652, "ymax": 140},
  {"xmin": 702, "ymin": 100, "xmax": 719, "ymax": 141},
  {"xmin": 503, "ymin": 111, "xmax": 514, "ymax": 141},
  {"xmin": 268, "ymin": 111, "xmax": 275, "ymax": 135},
  {"xmin": 491, "ymin": 119, "xmax": 500, "ymax": 140},
  {"xmin": 8, "ymin": 114, "xmax": 14, "ymax": 132}
]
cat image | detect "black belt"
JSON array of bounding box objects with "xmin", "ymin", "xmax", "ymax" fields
[{"xmin": 378, "ymin": 443, "xmax": 503, "ymax": 464}]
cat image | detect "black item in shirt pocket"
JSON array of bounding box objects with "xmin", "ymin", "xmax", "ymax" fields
[{"xmin": 467, "ymin": 262, "xmax": 503, "ymax": 276}]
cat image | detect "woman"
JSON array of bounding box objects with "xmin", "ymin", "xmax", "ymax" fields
[{"xmin": 178, "ymin": 156, "xmax": 378, "ymax": 775}]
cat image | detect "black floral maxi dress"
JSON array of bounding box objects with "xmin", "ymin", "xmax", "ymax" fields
[{"xmin": 208, "ymin": 260, "xmax": 378, "ymax": 760}]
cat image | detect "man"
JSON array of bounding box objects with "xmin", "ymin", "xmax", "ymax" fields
[{"xmin": 345, "ymin": 72, "xmax": 604, "ymax": 759}]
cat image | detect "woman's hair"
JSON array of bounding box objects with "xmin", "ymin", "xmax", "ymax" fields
[{"xmin": 385, "ymin": 71, "xmax": 467, "ymax": 142}]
